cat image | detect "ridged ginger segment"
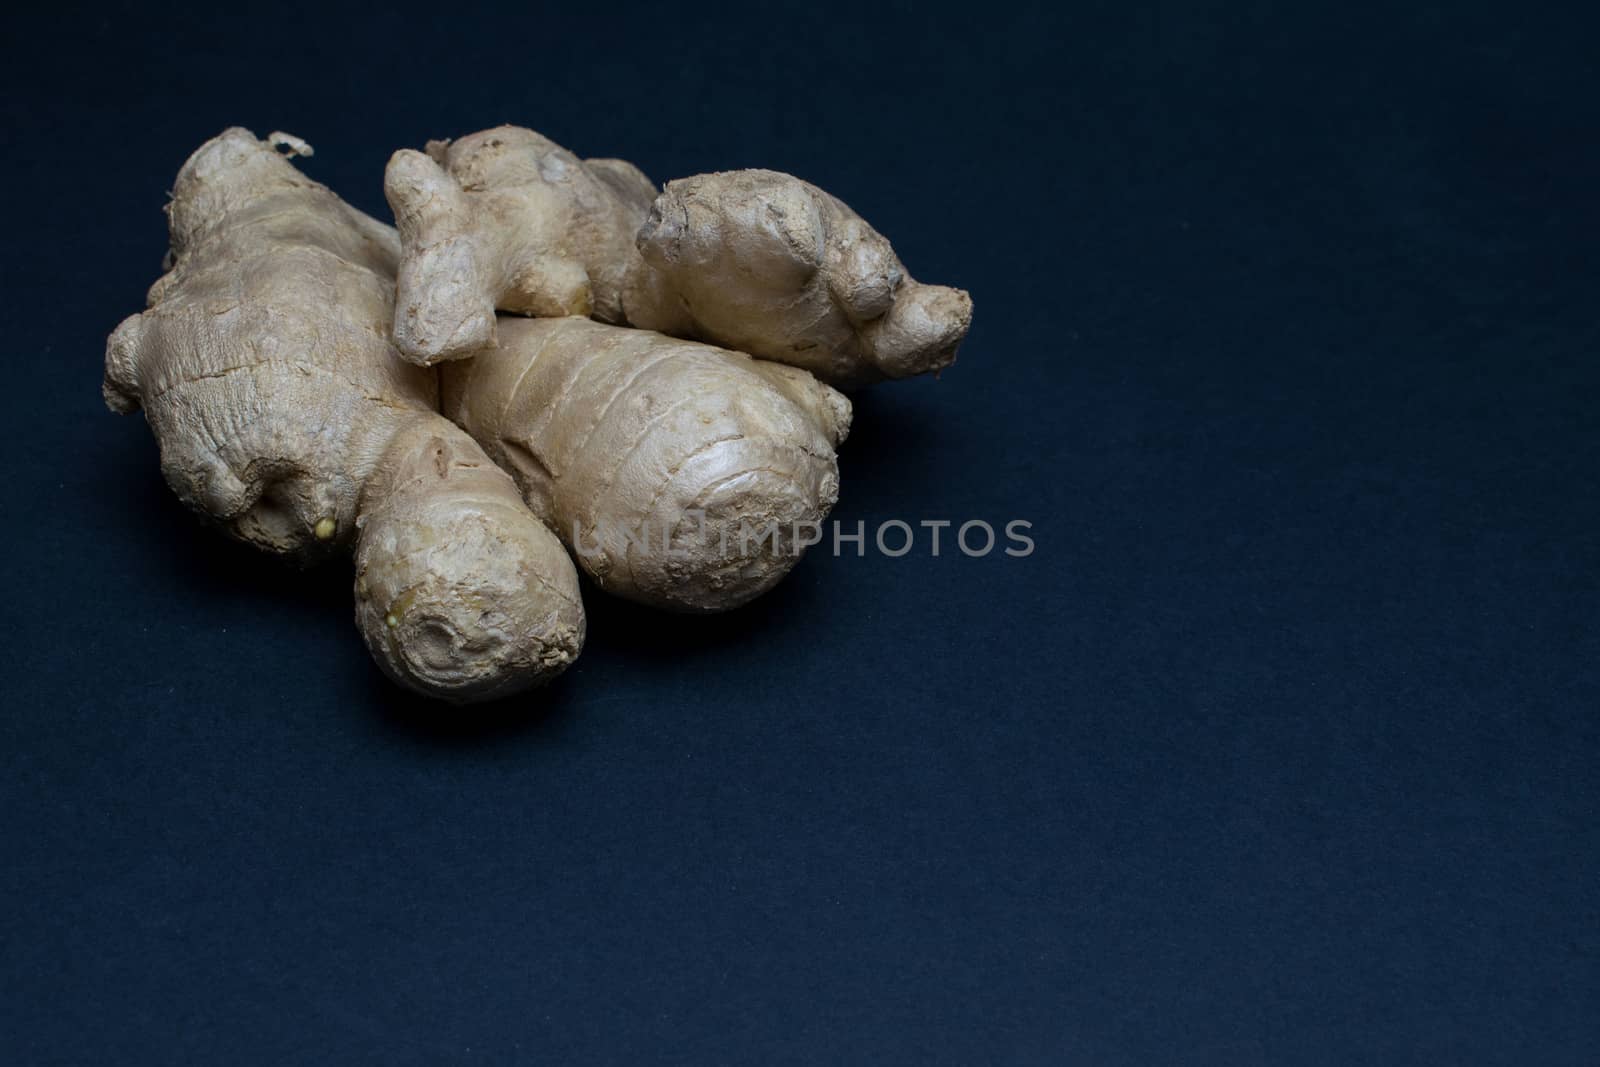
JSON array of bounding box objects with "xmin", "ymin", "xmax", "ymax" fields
[{"xmin": 442, "ymin": 317, "xmax": 852, "ymax": 612}]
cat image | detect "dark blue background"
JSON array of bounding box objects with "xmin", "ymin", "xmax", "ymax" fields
[{"xmin": 3, "ymin": 1, "xmax": 1595, "ymax": 1062}]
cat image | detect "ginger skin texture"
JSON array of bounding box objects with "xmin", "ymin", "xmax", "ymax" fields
[
  {"xmin": 385, "ymin": 126, "xmax": 972, "ymax": 387},
  {"xmin": 442, "ymin": 317, "xmax": 851, "ymax": 611},
  {"xmin": 104, "ymin": 128, "xmax": 584, "ymax": 703}
]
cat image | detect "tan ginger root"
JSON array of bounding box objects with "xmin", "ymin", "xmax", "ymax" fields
[
  {"xmin": 104, "ymin": 128, "xmax": 584, "ymax": 702},
  {"xmin": 442, "ymin": 317, "xmax": 851, "ymax": 611},
  {"xmin": 385, "ymin": 126, "xmax": 973, "ymax": 387}
]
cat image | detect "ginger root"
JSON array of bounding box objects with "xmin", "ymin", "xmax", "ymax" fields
[
  {"xmin": 104, "ymin": 128, "xmax": 584, "ymax": 702},
  {"xmin": 107, "ymin": 123, "xmax": 974, "ymax": 701},
  {"xmin": 385, "ymin": 126, "xmax": 972, "ymax": 387},
  {"xmin": 442, "ymin": 316, "xmax": 850, "ymax": 611}
]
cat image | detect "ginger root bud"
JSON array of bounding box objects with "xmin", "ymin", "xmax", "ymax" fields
[{"xmin": 355, "ymin": 417, "xmax": 583, "ymax": 700}]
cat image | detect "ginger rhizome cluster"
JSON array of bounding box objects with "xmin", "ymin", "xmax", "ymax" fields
[{"xmin": 106, "ymin": 126, "xmax": 973, "ymax": 703}]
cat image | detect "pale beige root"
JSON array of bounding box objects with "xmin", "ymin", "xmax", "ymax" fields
[
  {"xmin": 384, "ymin": 126, "xmax": 971, "ymax": 386},
  {"xmin": 384, "ymin": 127, "xmax": 683, "ymax": 365},
  {"xmin": 105, "ymin": 127, "xmax": 584, "ymax": 702},
  {"xmin": 441, "ymin": 317, "xmax": 851, "ymax": 612},
  {"xmin": 636, "ymin": 169, "xmax": 973, "ymax": 387},
  {"xmin": 354, "ymin": 415, "xmax": 583, "ymax": 702}
]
